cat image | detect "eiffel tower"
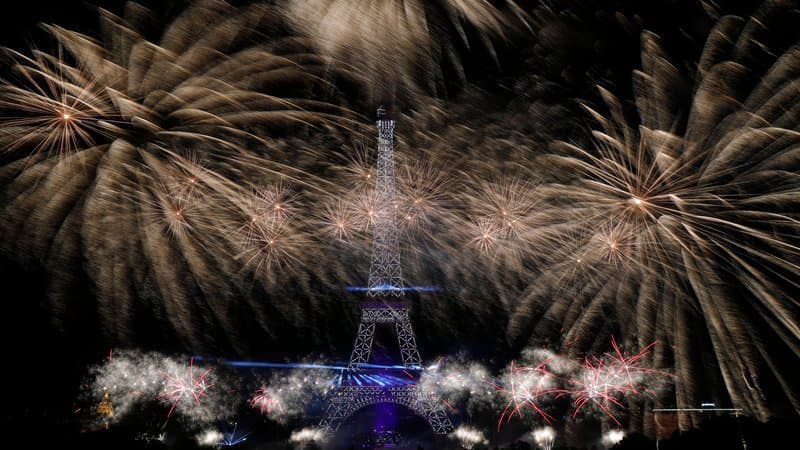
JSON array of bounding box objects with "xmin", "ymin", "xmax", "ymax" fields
[{"xmin": 319, "ymin": 107, "xmax": 453, "ymax": 436}]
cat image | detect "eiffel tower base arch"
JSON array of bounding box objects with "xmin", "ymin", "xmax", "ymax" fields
[{"xmin": 319, "ymin": 386, "xmax": 453, "ymax": 435}]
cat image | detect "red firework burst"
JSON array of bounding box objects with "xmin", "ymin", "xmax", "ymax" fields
[
  {"xmin": 494, "ymin": 360, "xmax": 565, "ymax": 430},
  {"xmin": 249, "ymin": 386, "xmax": 284, "ymax": 416},
  {"xmin": 158, "ymin": 357, "xmax": 214, "ymax": 419},
  {"xmin": 566, "ymin": 337, "xmax": 670, "ymax": 426}
]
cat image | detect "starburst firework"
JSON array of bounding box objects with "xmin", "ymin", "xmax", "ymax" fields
[
  {"xmin": 0, "ymin": 0, "xmax": 358, "ymax": 352},
  {"xmin": 249, "ymin": 386, "xmax": 285, "ymax": 417},
  {"xmin": 509, "ymin": 2, "xmax": 800, "ymax": 427},
  {"xmin": 565, "ymin": 339, "xmax": 668, "ymax": 426},
  {"xmin": 158, "ymin": 358, "xmax": 215, "ymax": 420},
  {"xmin": 496, "ymin": 360, "xmax": 561, "ymax": 429}
]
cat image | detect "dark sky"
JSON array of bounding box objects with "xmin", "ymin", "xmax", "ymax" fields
[{"xmin": 0, "ymin": 1, "xmax": 121, "ymax": 46}]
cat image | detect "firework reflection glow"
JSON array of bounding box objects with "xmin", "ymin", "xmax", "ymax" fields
[
  {"xmin": 533, "ymin": 426, "xmax": 556, "ymax": 450},
  {"xmin": 449, "ymin": 425, "xmax": 489, "ymax": 449}
]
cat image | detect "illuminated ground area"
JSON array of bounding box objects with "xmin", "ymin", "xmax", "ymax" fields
[{"xmin": 6, "ymin": 408, "xmax": 800, "ymax": 449}]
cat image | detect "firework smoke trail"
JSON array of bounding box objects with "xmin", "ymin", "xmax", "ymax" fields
[
  {"xmin": 88, "ymin": 350, "xmax": 167, "ymax": 423},
  {"xmin": 86, "ymin": 343, "xmax": 665, "ymax": 431},
  {"xmin": 85, "ymin": 350, "xmax": 236, "ymax": 427},
  {"xmin": 418, "ymin": 340, "xmax": 669, "ymax": 432},
  {"xmin": 285, "ymin": 0, "xmax": 528, "ymax": 101},
  {"xmin": 248, "ymin": 367, "xmax": 336, "ymax": 424},
  {"xmin": 508, "ymin": 1, "xmax": 800, "ymax": 427},
  {"xmin": 0, "ymin": 0, "xmax": 364, "ymax": 353},
  {"xmin": 0, "ymin": 0, "xmax": 511, "ymax": 355},
  {"xmin": 418, "ymin": 355, "xmax": 497, "ymax": 417},
  {"xmin": 0, "ymin": 1, "xmax": 531, "ymax": 363}
]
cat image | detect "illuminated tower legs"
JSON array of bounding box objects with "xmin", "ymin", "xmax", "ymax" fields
[{"xmin": 348, "ymin": 307, "xmax": 422, "ymax": 369}]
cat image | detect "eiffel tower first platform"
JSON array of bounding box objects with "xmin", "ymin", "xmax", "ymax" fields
[{"xmin": 319, "ymin": 107, "xmax": 454, "ymax": 436}]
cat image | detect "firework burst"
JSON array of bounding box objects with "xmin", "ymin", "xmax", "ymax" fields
[
  {"xmin": 158, "ymin": 357, "xmax": 215, "ymax": 420},
  {"xmin": 285, "ymin": 0, "xmax": 528, "ymax": 101},
  {"xmin": 495, "ymin": 360, "xmax": 562, "ymax": 429},
  {"xmin": 289, "ymin": 427, "xmax": 326, "ymax": 445},
  {"xmin": 0, "ymin": 45, "xmax": 117, "ymax": 159},
  {"xmin": 84, "ymin": 350, "xmax": 236, "ymax": 427},
  {"xmin": 532, "ymin": 426, "xmax": 556, "ymax": 450},
  {"xmin": 318, "ymin": 198, "xmax": 359, "ymax": 241},
  {"xmin": 449, "ymin": 425, "xmax": 488, "ymax": 449},
  {"xmin": 509, "ymin": 2, "xmax": 800, "ymax": 427},
  {"xmin": 0, "ymin": 1, "xmax": 358, "ymax": 352},
  {"xmin": 250, "ymin": 368, "xmax": 336, "ymax": 424},
  {"xmin": 565, "ymin": 339, "xmax": 668, "ymax": 426},
  {"xmin": 249, "ymin": 386, "xmax": 285, "ymax": 417},
  {"xmin": 5, "ymin": 0, "xmax": 800, "ymax": 436},
  {"xmin": 397, "ymin": 155, "xmax": 452, "ymax": 234}
]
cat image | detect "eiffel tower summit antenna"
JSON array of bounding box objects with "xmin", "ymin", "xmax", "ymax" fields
[{"xmin": 319, "ymin": 107, "xmax": 454, "ymax": 436}]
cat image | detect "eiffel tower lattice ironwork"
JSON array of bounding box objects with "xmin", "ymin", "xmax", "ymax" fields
[{"xmin": 319, "ymin": 107, "xmax": 454, "ymax": 436}]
